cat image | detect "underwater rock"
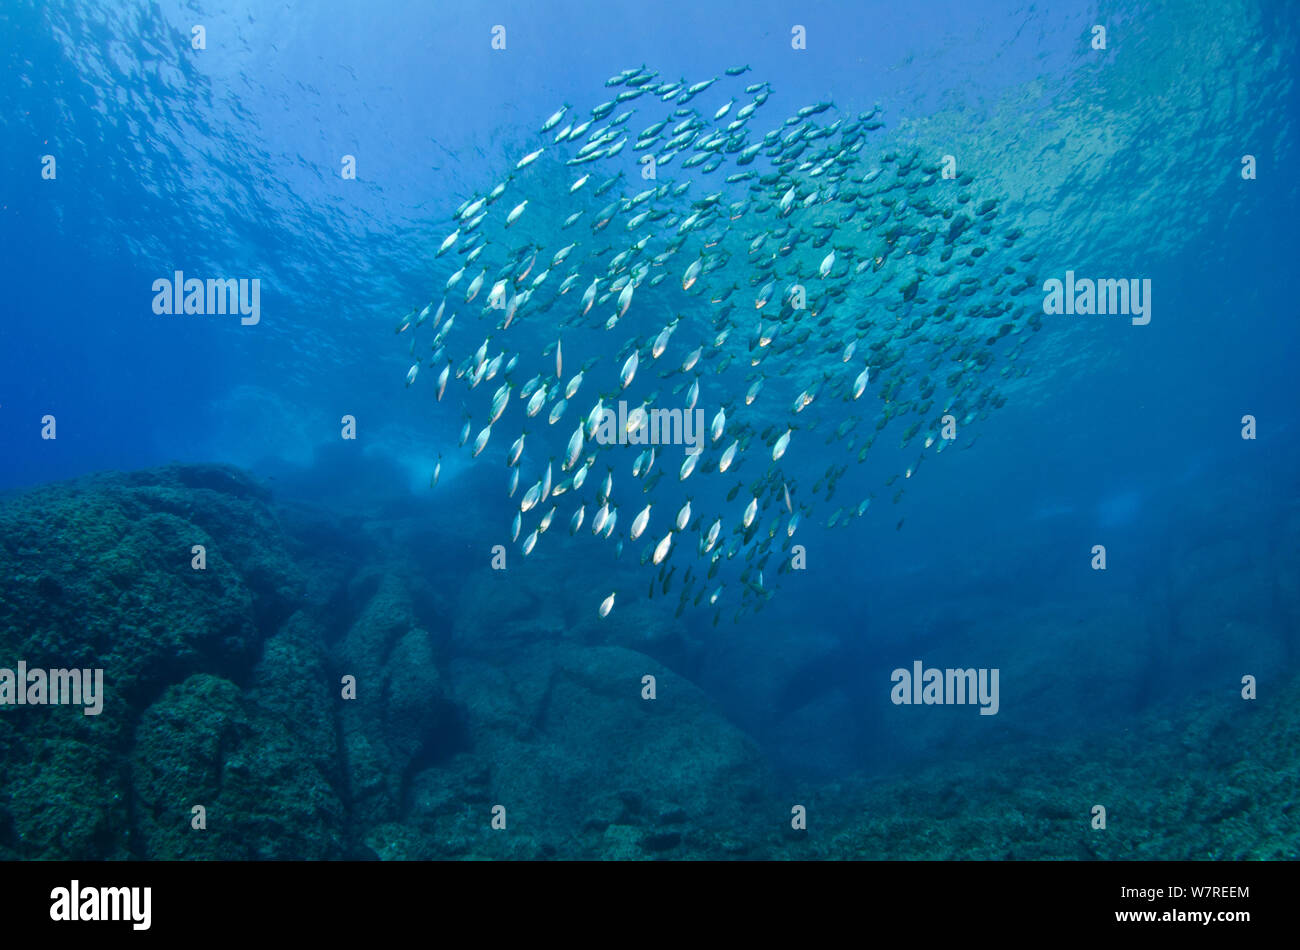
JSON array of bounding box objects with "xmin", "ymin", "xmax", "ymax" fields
[
  {"xmin": 333, "ymin": 574, "xmax": 451, "ymax": 833},
  {"xmin": 3, "ymin": 461, "xmax": 1291, "ymax": 860},
  {"xmin": 0, "ymin": 464, "xmax": 302, "ymax": 705},
  {"xmin": 449, "ymin": 562, "xmax": 570, "ymax": 652},
  {"xmin": 441, "ymin": 642, "xmax": 774, "ymax": 857},
  {"xmin": 0, "ymin": 469, "xmax": 782, "ymax": 860},
  {"xmin": 131, "ymin": 673, "xmax": 346, "ymax": 859},
  {"xmin": 246, "ymin": 611, "xmax": 340, "ymax": 771},
  {"xmin": 0, "ymin": 726, "xmax": 129, "ymax": 859},
  {"xmin": 0, "ymin": 464, "xmax": 312, "ymax": 858}
]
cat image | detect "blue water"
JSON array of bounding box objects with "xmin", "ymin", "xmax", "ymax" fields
[{"xmin": 2, "ymin": 0, "xmax": 1297, "ymax": 858}]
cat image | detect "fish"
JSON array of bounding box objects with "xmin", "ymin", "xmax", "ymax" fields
[
  {"xmin": 683, "ymin": 256, "xmax": 703, "ymax": 290},
  {"xmin": 489, "ymin": 383, "xmax": 510, "ymax": 424},
  {"xmin": 630, "ymin": 503, "xmax": 651, "ymax": 541},
  {"xmin": 508, "ymin": 433, "xmax": 526, "ymax": 467},
  {"xmin": 541, "ymin": 105, "xmax": 568, "ymax": 132},
  {"xmin": 852, "ymin": 366, "xmax": 870, "ymax": 400},
  {"xmin": 679, "ymin": 452, "xmax": 699, "ymax": 481},
  {"xmin": 464, "ymin": 269, "xmax": 485, "ymax": 302},
  {"xmin": 718, "ymin": 439, "xmax": 739, "ymax": 472},
  {"xmin": 710, "ymin": 407, "xmax": 726, "ymax": 442},
  {"xmin": 526, "ymin": 385, "xmax": 547, "ymax": 417},
  {"xmin": 651, "ymin": 322, "xmax": 677, "ymax": 359},
  {"xmin": 539, "ymin": 506, "xmax": 556, "ymax": 533},
  {"xmin": 773, "ymin": 429, "xmax": 791, "ymax": 461},
  {"xmin": 399, "ymin": 61, "xmax": 1039, "ymax": 625},
  {"xmin": 653, "ymin": 532, "xmax": 673, "ymax": 565},
  {"xmin": 580, "ymin": 278, "xmax": 599, "ymax": 314},
  {"xmin": 620, "ymin": 349, "xmax": 639, "ymax": 389},
  {"xmin": 516, "ymin": 148, "xmax": 545, "ymax": 170},
  {"xmin": 564, "ymin": 425, "xmax": 584, "ymax": 470}
]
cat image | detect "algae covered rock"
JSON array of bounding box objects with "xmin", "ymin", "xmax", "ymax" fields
[
  {"xmin": 0, "ymin": 464, "xmax": 302, "ymax": 705},
  {"xmin": 131, "ymin": 673, "xmax": 347, "ymax": 860},
  {"xmin": 439, "ymin": 642, "xmax": 774, "ymax": 858},
  {"xmin": 0, "ymin": 464, "xmax": 323, "ymax": 858},
  {"xmin": 333, "ymin": 573, "xmax": 453, "ymax": 834}
]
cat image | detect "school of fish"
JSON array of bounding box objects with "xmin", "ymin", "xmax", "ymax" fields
[{"xmin": 396, "ymin": 64, "xmax": 1040, "ymax": 625}]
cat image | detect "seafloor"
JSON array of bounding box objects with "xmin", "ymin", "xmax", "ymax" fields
[{"xmin": 0, "ymin": 464, "xmax": 1294, "ymax": 859}]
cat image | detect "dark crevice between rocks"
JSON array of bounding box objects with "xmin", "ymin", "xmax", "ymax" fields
[
  {"xmin": 35, "ymin": 575, "xmax": 63, "ymax": 601},
  {"xmin": 349, "ymin": 572, "xmax": 383, "ymax": 610},
  {"xmin": 124, "ymin": 765, "xmax": 146, "ymax": 859},
  {"xmin": 173, "ymin": 466, "xmax": 271, "ymax": 502},
  {"xmin": 530, "ymin": 668, "xmax": 564, "ymax": 738},
  {"xmin": 322, "ymin": 643, "xmax": 387, "ymax": 860},
  {"xmin": 315, "ymin": 585, "xmax": 355, "ymax": 646},
  {"xmin": 398, "ymin": 700, "xmax": 471, "ymax": 820},
  {"xmin": 246, "ymin": 578, "xmax": 299, "ymax": 654},
  {"xmin": 0, "ymin": 809, "xmax": 17, "ymax": 855},
  {"xmin": 331, "ymin": 715, "xmax": 357, "ymax": 793},
  {"xmin": 123, "ymin": 621, "xmax": 261, "ymax": 713},
  {"xmin": 409, "ymin": 584, "xmax": 450, "ymax": 656}
]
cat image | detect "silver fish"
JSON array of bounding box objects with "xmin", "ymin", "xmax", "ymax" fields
[
  {"xmin": 564, "ymin": 425, "xmax": 584, "ymax": 471},
  {"xmin": 620, "ymin": 350, "xmax": 639, "ymax": 389},
  {"xmin": 630, "ymin": 503, "xmax": 651, "ymax": 541},
  {"xmin": 772, "ymin": 429, "xmax": 791, "ymax": 461}
]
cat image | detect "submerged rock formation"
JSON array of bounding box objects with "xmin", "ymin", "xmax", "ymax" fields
[
  {"xmin": 0, "ymin": 464, "xmax": 777, "ymax": 859},
  {"xmin": 0, "ymin": 464, "xmax": 1294, "ymax": 859}
]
